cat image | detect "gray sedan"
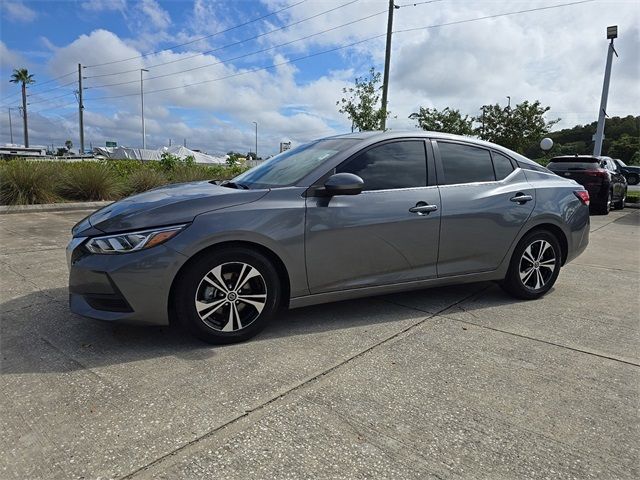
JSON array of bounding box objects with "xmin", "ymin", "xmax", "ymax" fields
[{"xmin": 68, "ymin": 131, "xmax": 590, "ymax": 343}]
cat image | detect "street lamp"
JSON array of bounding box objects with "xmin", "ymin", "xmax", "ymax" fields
[
  {"xmin": 252, "ymin": 121, "xmax": 258, "ymax": 160},
  {"xmin": 140, "ymin": 68, "xmax": 149, "ymax": 149},
  {"xmin": 7, "ymin": 107, "xmax": 15, "ymax": 144}
]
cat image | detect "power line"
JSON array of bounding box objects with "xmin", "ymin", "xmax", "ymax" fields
[
  {"xmin": 84, "ymin": 0, "xmax": 594, "ymax": 103},
  {"xmin": 85, "ymin": 8, "xmax": 386, "ymax": 90},
  {"xmin": 84, "ymin": 0, "xmax": 361, "ymax": 80},
  {"xmin": 27, "ymin": 91, "xmax": 77, "ymax": 106},
  {"xmin": 394, "ymin": 0, "xmax": 594, "ymax": 34},
  {"xmin": 27, "ymin": 80, "xmax": 77, "ymax": 97},
  {"xmin": 83, "ymin": 0, "xmax": 311, "ymax": 68}
]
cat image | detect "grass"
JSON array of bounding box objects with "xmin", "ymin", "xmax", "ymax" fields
[
  {"xmin": 0, "ymin": 159, "xmax": 249, "ymax": 205},
  {"xmin": 626, "ymin": 191, "xmax": 639, "ymax": 204}
]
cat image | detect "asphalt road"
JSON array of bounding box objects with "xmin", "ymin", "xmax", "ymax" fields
[{"xmin": 1, "ymin": 208, "xmax": 638, "ymax": 480}]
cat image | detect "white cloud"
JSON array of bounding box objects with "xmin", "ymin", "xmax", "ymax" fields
[
  {"xmin": 80, "ymin": 0, "xmax": 127, "ymax": 12},
  {"xmin": 1, "ymin": 1, "xmax": 37, "ymax": 23},
  {"xmin": 138, "ymin": 0, "xmax": 171, "ymax": 30},
  {"xmin": 0, "ymin": 41, "xmax": 27, "ymax": 70}
]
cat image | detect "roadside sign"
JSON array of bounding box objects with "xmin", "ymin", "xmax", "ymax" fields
[{"xmin": 106, "ymin": 141, "xmax": 117, "ymax": 147}]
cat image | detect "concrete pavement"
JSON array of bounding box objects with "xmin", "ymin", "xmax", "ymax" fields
[{"xmin": 1, "ymin": 208, "xmax": 638, "ymax": 479}]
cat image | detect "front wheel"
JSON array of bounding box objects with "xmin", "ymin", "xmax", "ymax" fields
[
  {"xmin": 499, "ymin": 230, "xmax": 561, "ymax": 300},
  {"xmin": 627, "ymin": 173, "xmax": 639, "ymax": 185},
  {"xmin": 174, "ymin": 248, "xmax": 281, "ymax": 344}
]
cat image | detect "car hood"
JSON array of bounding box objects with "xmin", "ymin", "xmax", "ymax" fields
[{"xmin": 72, "ymin": 181, "xmax": 268, "ymax": 236}]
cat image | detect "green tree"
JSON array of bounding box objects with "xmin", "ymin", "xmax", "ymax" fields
[
  {"xmin": 476, "ymin": 100, "xmax": 559, "ymax": 154},
  {"xmin": 337, "ymin": 67, "xmax": 389, "ymax": 131},
  {"xmin": 9, "ymin": 68, "xmax": 35, "ymax": 147},
  {"xmin": 65, "ymin": 140, "xmax": 73, "ymax": 152},
  {"xmin": 608, "ymin": 133, "xmax": 640, "ymax": 164},
  {"xmin": 409, "ymin": 107, "xmax": 474, "ymax": 136}
]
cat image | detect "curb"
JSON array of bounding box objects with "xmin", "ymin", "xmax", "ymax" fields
[
  {"xmin": 0, "ymin": 201, "xmax": 112, "ymax": 215},
  {"xmin": 624, "ymin": 202, "xmax": 640, "ymax": 209}
]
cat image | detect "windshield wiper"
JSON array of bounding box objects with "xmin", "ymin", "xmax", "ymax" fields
[{"xmin": 220, "ymin": 181, "xmax": 249, "ymax": 190}]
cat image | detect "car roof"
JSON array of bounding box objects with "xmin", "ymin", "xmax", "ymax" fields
[{"xmin": 323, "ymin": 130, "xmax": 544, "ymax": 169}]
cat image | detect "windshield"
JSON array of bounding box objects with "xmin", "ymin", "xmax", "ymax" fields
[
  {"xmin": 232, "ymin": 138, "xmax": 358, "ymax": 188},
  {"xmin": 616, "ymin": 159, "xmax": 627, "ymax": 167}
]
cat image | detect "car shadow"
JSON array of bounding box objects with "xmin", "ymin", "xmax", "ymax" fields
[{"xmin": 1, "ymin": 282, "xmax": 520, "ymax": 375}]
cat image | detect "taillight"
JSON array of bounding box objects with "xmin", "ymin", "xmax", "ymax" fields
[
  {"xmin": 574, "ymin": 190, "xmax": 590, "ymax": 206},
  {"xmin": 585, "ymin": 169, "xmax": 609, "ymax": 178}
]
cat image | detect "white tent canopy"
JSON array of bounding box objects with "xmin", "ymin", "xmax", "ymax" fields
[{"xmin": 94, "ymin": 145, "xmax": 227, "ymax": 164}]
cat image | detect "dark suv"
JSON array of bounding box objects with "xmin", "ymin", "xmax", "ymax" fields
[
  {"xmin": 547, "ymin": 155, "xmax": 627, "ymax": 215},
  {"xmin": 613, "ymin": 159, "xmax": 640, "ymax": 185}
]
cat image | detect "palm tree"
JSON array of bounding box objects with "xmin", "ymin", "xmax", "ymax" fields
[{"xmin": 9, "ymin": 68, "xmax": 35, "ymax": 147}]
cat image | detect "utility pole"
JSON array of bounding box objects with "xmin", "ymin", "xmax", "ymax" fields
[
  {"xmin": 252, "ymin": 121, "xmax": 258, "ymax": 159},
  {"xmin": 593, "ymin": 26, "xmax": 618, "ymax": 156},
  {"xmin": 7, "ymin": 108, "xmax": 14, "ymax": 143},
  {"xmin": 20, "ymin": 86, "xmax": 28, "ymax": 147},
  {"xmin": 78, "ymin": 64, "xmax": 85, "ymax": 156},
  {"xmin": 183, "ymin": 138, "xmax": 186, "ymax": 147},
  {"xmin": 380, "ymin": 0, "xmax": 398, "ymax": 131},
  {"xmin": 140, "ymin": 69, "xmax": 149, "ymax": 149}
]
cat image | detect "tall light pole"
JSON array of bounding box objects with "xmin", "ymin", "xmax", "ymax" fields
[
  {"xmin": 78, "ymin": 64, "xmax": 85, "ymax": 155},
  {"xmin": 140, "ymin": 68, "xmax": 149, "ymax": 149},
  {"xmin": 593, "ymin": 26, "xmax": 618, "ymax": 156},
  {"xmin": 252, "ymin": 121, "xmax": 258, "ymax": 159},
  {"xmin": 7, "ymin": 107, "xmax": 14, "ymax": 144}
]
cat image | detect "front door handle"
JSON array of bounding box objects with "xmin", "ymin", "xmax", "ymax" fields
[
  {"xmin": 510, "ymin": 193, "xmax": 533, "ymax": 204},
  {"xmin": 409, "ymin": 202, "xmax": 438, "ymax": 215}
]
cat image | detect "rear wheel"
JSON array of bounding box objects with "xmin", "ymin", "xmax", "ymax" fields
[
  {"xmin": 613, "ymin": 188, "xmax": 626, "ymax": 210},
  {"xmin": 592, "ymin": 190, "xmax": 612, "ymax": 215},
  {"xmin": 627, "ymin": 173, "xmax": 639, "ymax": 185},
  {"xmin": 500, "ymin": 230, "xmax": 561, "ymax": 300},
  {"xmin": 175, "ymin": 248, "xmax": 281, "ymax": 344}
]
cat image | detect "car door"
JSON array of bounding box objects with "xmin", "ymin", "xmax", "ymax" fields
[
  {"xmin": 305, "ymin": 139, "xmax": 441, "ymax": 294},
  {"xmin": 434, "ymin": 141, "xmax": 535, "ymax": 277}
]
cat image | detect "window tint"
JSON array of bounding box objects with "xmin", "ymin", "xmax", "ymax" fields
[
  {"xmin": 337, "ymin": 141, "xmax": 427, "ymax": 191},
  {"xmin": 438, "ymin": 142, "xmax": 495, "ymax": 185},
  {"xmin": 492, "ymin": 152, "xmax": 514, "ymax": 180}
]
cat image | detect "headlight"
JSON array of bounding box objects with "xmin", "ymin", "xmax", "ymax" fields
[{"xmin": 85, "ymin": 224, "xmax": 187, "ymax": 254}]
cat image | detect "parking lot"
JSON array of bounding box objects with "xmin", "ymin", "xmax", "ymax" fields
[{"xmin": 1, "ymin": 207, "xmax": 638, "ymax": 479}]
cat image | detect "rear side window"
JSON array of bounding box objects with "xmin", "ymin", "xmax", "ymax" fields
[
  {"xmin": 337, "ymin": 141, "xmax": 427, "ymax": 191},
  {"xmin": 438, "ymin": 142, "xmax": 495, "ymax": 185},
  {"xmin": 491, "ymin": 152, "xmax": 514, "ymax": 180}
]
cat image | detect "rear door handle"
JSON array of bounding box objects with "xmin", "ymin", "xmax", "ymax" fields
[
  {"xmin": 510, "ymin": 193, "xmax": 533, "ymax": 204},
  {"xmin": 409, "ymin": 202, "xmax": 438, "ymax": 215}
]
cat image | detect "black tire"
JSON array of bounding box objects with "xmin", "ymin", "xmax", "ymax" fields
[
  {"xmin": 592, "ymin": 190, "xmax": 612, "ymax": 215},
  {"xmin": 499, "ymin": 230, "xmax": 562, "ymax": 300},
  {"xmin": 627, "ymin": 173, "xmax": 639, "ymax": 186},
  {"xmin": 613, "ymin": 189, "xmax": 626, "ymax": 210},
  {"xmin": 174, "ymin": 247, "xmax": 281, "ymax": 344}
]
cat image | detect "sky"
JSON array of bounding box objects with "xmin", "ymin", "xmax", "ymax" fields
[{"xmin": 0, "ymin": 0, "xmax": 638, "ymax": 156}]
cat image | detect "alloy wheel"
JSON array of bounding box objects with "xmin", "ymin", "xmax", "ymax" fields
[
  {"xmin": 518, "ymin": 240, "xmax": 557, "ymax": 291},
  {"xmin": 194, "ymin": 262, "xmax": 267, "ymax": 332}
]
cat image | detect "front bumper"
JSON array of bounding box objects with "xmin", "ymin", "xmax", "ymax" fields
[{"xmin": 67, "ymin": 239, "xmax": 188, "ymax": 325}]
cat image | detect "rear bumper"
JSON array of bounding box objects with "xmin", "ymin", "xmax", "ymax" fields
[
  {"xmin": 67, "ymin": 240, "xmax": 188, "ymax": 326},
  {"xmin": 565, "ymin": 206, "xmax": 590, "ymax": 264}
]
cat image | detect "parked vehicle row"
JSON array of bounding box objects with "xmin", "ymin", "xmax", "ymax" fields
[
  {"xmin": 547, "ymin": 155, "xmax": 627, "ymax": 215},
  {"xmin": 68, "ymin": 132, "xmax": 590, "ymax": 344},
  {"xmin": 613, "ymin": 159, "xmax": 640, "ymax": 185}
]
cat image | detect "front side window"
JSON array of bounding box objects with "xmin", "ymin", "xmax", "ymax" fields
[
  {"xmin": 492, "ymin": 151, "xmax": 515, "ymax": 180},
  {"xmin": 438, "ymin": 142, "xmax": 495, "ymax": 185},
  {"xmin": 232, "ymin": 138, "xmax": 358, "ymax": 188},
  {"xmin": 337, "ymin": 141, "xmax": 427, "ymax": 191}
]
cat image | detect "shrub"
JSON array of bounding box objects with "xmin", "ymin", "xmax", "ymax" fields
[
  {"xmin": 0, "ymin": 160, "xmax": 59, "ymax": 205},
  {"xmin": 123, "ymin": 168, "xmax": 168, "ymax": 196},
  {"xmin": 170, "ymin": 165, "xmax": 217, "ymax": 183},
  {"xmin": 58, "ymin": 162, "xmax": 122, "ymax": 201}
]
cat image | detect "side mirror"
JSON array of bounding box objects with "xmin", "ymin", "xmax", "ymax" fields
[{"xmin": 324, "ymin": 173, "xmax": 364, "ymax": 196}]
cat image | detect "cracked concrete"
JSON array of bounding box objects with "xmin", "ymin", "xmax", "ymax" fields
[{"xmin": 1, "ymin": 208, "xmax": 638, "ymax": 480}]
